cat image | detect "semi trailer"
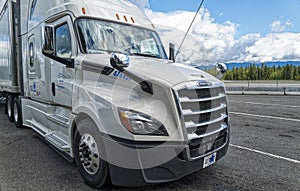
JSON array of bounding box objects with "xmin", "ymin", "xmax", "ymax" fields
[{"xmin": 0, "ymin": 0, "xmax": 229, "ymax": 188}]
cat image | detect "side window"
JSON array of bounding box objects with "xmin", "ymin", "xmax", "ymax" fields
[{"xmin": 55, "ymin": 23, "xmax": 72, "ymax": 58}]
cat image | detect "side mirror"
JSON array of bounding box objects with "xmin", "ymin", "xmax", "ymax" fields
[
  {"xmin": 43, "ymin": 26, "xmax": 55, "ymax": 55},
  {"xmin": 66, "ymin": 58, "xmax": 75, "ymax": 68},
  {"xmin": 110, "ymin": 53, "xmax": 130, "ymax": 72},
  {"xmin": 216, "ymin": 63, "xmax": 227, "ymax": 80},
  {"xmin": 169, "ymin": 43, "xmax": 175, "ymax": 62}
]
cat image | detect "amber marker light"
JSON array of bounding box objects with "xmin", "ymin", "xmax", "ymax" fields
[
  {"xmin": 116, "ymin": 13, "xmax": 120, "ymax": 20},
  {"xmin": 82, "ymin": 7, "xmax": 86, "ymax": 15},
  {"xmin": 131, "ymin": 17, "xmax": 135, "ymax": 23},
  {"xmin": 124, "ymin": 15, "xmax": 128, "ymax": 22},
  {"xmin": 118, "ymin": 110, "xmax": 134, "ymax": 133}
]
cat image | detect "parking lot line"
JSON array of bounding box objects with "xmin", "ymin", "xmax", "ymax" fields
[
  {"xmin": 230, "ymin": 101, "xmax": 300, "ymax": 108},
  {"xmin": 230, "ymin": 144, "xmax": 300, "ymax": 164},
  {"xmin": 230, "ymin": 111, "xmax": 300, "ymax": 123}
]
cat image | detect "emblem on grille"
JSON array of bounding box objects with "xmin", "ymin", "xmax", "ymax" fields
[{"xmin": 197, "ymin": 80, "xmax": 210, "ymax": 87}]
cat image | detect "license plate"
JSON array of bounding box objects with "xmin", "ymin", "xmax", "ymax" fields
[{"xmin": 203, "ymin": 152, "xmax": 217, "ymax": 168}]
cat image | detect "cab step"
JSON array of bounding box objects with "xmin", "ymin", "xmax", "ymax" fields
[
  {"xmin": 45, "ymin": 132, "xmax": 70, "ymax": 152},
  {"xmin": 47, "ymin": 114, "xmax": 70, "ymax": 128}
]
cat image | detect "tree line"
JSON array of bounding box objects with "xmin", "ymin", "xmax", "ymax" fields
[{"xmin": 206, "ymin": 64, "xmax": 300, "ymax": 81}]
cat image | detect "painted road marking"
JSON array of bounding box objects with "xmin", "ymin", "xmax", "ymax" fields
[
  {"xmin": 230, "ymin": 144, "xmax": 300, "ymax": 164},
  {"xmin": 230, "ymin": 101, "xmax": 300, "ymax": 108},
  {"xmin": 230, "ymin": 112, "xmax": 300, "ymax": 123}
]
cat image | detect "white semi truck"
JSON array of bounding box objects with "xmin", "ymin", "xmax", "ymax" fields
[{"xmin": 0, "ymin": 0, "xmax": 229, "ymax": 188}]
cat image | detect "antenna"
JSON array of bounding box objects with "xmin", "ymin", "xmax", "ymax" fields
[{"xmin": 175, "ymin": 0, "xmax": 205, "ymax": 59}]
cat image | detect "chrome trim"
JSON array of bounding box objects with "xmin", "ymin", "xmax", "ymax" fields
[
  {"xmin": 182, "ymin": 103, "xmax": 227, "ymax": 116},
  {"xmin": 179, "ymin": 93, "xmax": 226, "ymax": 103},
  {"xmin": 187, "ymin": 124, "xmax": 227, "ymax": 140},
  {"xmin": 185, "ymin": 114, "xmax": 227, "ymax": 129}
]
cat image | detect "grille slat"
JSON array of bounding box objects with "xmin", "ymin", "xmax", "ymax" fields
[
  {"xmin": 182, "ymin": 103, "xmax": 227, "ymax": 117},
  {"xmin": 185, "ymin": 114, "xmax": 227, "ymax": 129},
  {"xmin": 179, "ymin": 93, "xmax": 226, "ymax": 103}
]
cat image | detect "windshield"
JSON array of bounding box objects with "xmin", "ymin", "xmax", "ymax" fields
[{"xmin": 76, "ymin": 18, "xmax": 167, "ymax": 59}]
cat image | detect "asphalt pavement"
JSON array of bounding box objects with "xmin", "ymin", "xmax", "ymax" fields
[{"xmin": 0, "ymin": 95, "xmax": 299, "ymax": 191}]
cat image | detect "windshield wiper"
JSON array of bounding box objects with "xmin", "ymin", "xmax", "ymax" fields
[{"xmin": 131, "ymin": 52, "xmax": 161, "ymax": 59}]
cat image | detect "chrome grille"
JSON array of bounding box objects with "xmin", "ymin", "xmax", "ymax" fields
[{"xmin": 174, "ymin": 81, "xmax": 229, "ymax": 160}]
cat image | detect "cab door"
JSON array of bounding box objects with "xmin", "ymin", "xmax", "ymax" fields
[
  {"xmin": 43, "ymin": 15, "xmax": 76, "ymax": 107},
  {"xmin": 28, "ymin": 34, "xmax": 51, "ymax": 101}
]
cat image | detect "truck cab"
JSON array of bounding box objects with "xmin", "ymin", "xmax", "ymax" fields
[{"xmin": 1, "ymin": 0, "xmax": 229, "ymax": 188}]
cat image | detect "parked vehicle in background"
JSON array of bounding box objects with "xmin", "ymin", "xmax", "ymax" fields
[{"xmin": 0, "ymin": 0, "xmax": 229, "ymax": 188}]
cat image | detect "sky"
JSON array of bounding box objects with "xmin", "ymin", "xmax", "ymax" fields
[
  {"xmin": 129, "ymin": 0, "xmax": 300, "ymax": 65},
  {"xmin": 149, "ymin": 0, "xmax": 300, "ymax": 36}
]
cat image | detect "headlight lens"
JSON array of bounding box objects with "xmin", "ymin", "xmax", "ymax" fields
[{"xmin": 118, "ymin": 108, "xmax": 169, "ymax": 136}]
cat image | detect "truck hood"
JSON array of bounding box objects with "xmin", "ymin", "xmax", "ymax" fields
[
  {"xmin": 129, "ymin": 57, "xmax": 221, "ymax": 86},
  {"xmin": 80, "ymin": 54, "xmax": 221, "ymax": 87}
]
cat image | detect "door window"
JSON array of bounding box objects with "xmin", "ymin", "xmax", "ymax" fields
[{"xmin": 55, "ymin": 23, "xmax": 72, "ymax": 58}]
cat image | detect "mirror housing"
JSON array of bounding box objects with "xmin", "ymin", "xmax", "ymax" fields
[
  {"xmin": 216, "ymin": 63, "xmax": 227, "ymax": 80},
  {"xmin": 110, "ymin": 53, "xmax": 130, "ymax": 72},
  {"xmin": 43, "ymin": 26, "xmax": 55, "ymax": 55},
  {"xmin": 169, "ymin": 43, "xmax": 175, "ymax": 62}
]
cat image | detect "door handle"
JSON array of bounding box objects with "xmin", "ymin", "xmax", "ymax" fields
[{"xmin": 52, "ymin": 82, "xmax": 56, "ymax": 96}]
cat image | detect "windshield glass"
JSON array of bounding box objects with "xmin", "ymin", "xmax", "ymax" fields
[{"xmin": 76, "ymin": 18, "xmax": 167, "ymax": 59}]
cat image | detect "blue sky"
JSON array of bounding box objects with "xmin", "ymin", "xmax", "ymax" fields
[
  {"xmin": 130, "ymin": 0, "xmax": 300, "ymax": 64},
  {"xmin": 149, "ymin": 0, "xmax": 300, "ymax": 37}
]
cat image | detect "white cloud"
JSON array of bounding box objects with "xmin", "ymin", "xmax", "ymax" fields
[
  {"xmin": 270, "ymin": 20, "xmax": 285, "ymax": 33},
  {"xmin": 270, "ymin": 19, "xmax": 293, "ymax": 33},
  {"xmin": 128, "ymin": 0, "xmax": 300, "ymax": 64},
  {"xmin": 145, "ymin": 9, "xmax": 238, "ymax": 64},
  {"xmin": 245, "ymin": 33, "xmax": 300, "ymax": 62},
  {"xmin": 285, "ymin": 20, "xmax": 293, "ymax": 27}
]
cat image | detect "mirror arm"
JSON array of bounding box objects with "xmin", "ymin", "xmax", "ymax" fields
[
  {"xmin": 169, "ymin": 43, "xmax": 175, "ymax": 62},
  {"xmin": 42, "ymin": 52, "xmax": 75, "ymax": 68}
]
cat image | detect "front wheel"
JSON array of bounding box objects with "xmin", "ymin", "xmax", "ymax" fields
[{"xmin": 73, "ymin": 118, "xmax": 109, "ymax": 189}]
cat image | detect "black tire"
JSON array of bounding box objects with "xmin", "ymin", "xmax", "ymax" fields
[
  {"xmin": 74, "ymin": 118, "xmax": 109, "ymax": 189},
  {"xmin": 7, "ymin": 95, "xmax": 15, "ymax": 122},
  {"xmin": 13, "ymin": 97, "xmax": 23, "ymax": 128}
]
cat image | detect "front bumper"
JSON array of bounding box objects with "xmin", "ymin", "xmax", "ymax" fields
[{"xmin": 102, "ymin": 132, "xmax": 229, "ymax": 187}]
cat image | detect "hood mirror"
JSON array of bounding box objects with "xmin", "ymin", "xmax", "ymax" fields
[
  {"xmin": 216, "ymin": 63, "xmax": 227, "ymax": 80},
  {"xmin": 110, "ymin": 53, "xmax": 130, "ymax": 71}
]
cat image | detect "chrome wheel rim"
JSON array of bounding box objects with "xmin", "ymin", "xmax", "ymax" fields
[
  {"xmin": 14, "ymin": 101, "xmax": 18, "ymax": 123},
  {"xmin": 7, "ymin": 99, "xmax": 11, "ymax": 118},
  {"xmin": 79, "ymin": 133, "xmax": 100, "ymax": 175}
]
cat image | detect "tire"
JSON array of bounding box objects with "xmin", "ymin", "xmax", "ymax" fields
[
  {"xmin": 13, "ymin": 97, "xmax": 23, "ymax": 128},
  {"xmin": 7, "ymin": 95, "xmax": 15, "ymax": 122},
  {"xmin": 73, "ymin": 118, "xmax": 109, "ymax": 189}
]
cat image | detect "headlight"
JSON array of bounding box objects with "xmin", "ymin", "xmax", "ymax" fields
[{"xmin": 118, "ymin": 108, "xmax": 169, "ymax": 136}]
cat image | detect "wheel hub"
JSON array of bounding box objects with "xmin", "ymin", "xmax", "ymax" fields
[
  {"xmin": 79, "ymin": 133, "xmax": 100, "ymax": 175},
  {"xmin": 7, "ymin": 99, "xmax": 11, "ymax": 117},
  {"xmin": 14, "ymin": 102, "xmax": 18, "ymax": 123}
]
